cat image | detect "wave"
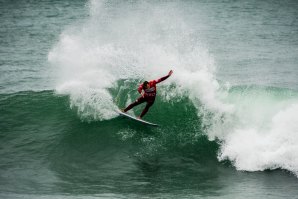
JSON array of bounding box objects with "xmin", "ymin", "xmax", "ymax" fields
[
  {"xmin": 44, "ymin": 0, "xmax": 298, "ymax": 177},
  {"xmin": 2, "ymin": 84, "xmax": 298, "ymax": 177},
  {"xmin": 0, "ymin": 90, "xmax": 218, "ymax": 164},
  {"xmin": 217, "ymin": 86, "xmax": 298, "ymax": 175}
]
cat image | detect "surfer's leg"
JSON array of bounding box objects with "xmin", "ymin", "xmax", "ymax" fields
[
  {"xmin": 124, "ymin": 96, "xmax": 146, "ymax": 112},
  {"xmin": 139, "ymin": 100, "xmax": 154, "ymax": 118}
]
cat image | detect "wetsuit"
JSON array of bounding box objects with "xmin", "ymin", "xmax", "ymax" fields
[{"xmin": 124, "ymin": 74, "xmax": 171, "ymax": 118}]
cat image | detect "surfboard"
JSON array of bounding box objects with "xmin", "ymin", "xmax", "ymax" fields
[{"xmin": 117, "ymin": 110, "xmax": 159, "ymax": 127}]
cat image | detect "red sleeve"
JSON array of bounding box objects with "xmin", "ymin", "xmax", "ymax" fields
[
  {"xmin": 156, "ymin": 74, "xmax": 170, "ymax": 84},
  {"xmin": 150, "ymin": 80, "xmax": 157, "ymax": 86},
  {"xmin": 138, "ymin": 84, "xmax": 143, "ymax": 93}
]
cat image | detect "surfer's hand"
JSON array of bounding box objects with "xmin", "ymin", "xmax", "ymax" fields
[
  {"xmin": 168, "ymin": 70, "xmax": 173, "ymax": 76},
  {"xmin": 142, "ymin": 93, "xmax": 145, "ymax": 98}
]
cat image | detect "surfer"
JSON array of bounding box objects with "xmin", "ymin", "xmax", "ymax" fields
[{"xmin": 123, "ymin": 70, "xmax": 173, "ymax": 119}]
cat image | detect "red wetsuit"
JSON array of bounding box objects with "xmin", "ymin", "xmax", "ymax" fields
[{"xmin": 124, "ymin": 74, "xmax": 170, "ymax": 118}]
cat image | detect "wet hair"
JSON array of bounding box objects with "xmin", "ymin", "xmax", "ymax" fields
[{"xmin": 143, "ymin": 81, "xmax": 149, "ymax": 88}]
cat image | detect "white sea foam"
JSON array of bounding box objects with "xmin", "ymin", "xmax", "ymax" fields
[
  {"xmin": 48, "ymin": 0, "xmax": 228, "ymax": 120},
  {"xmin": 218, "ymin": 89, "xmax": 298, "ymax": 175}
]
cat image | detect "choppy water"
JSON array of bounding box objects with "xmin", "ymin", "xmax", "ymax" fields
[{"xmin": 1, "ymin": 0, "xmax": 298, "ymax": 198}]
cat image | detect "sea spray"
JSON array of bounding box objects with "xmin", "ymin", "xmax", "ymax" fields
[{"xmin": 48, "ymin": 0, "xmax": 228, "ymax": 121}]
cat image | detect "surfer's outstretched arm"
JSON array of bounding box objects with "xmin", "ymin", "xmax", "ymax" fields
[{"xmin": 156, "ymin": 70, "xmax": 173, "ymax": 84}]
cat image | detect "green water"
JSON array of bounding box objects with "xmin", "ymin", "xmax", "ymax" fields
[{"xmin": 1, "ymin": 0, "xmax": 298, "ymax": 198}]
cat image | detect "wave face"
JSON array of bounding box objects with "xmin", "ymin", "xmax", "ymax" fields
[
  {"xmin": 1, "ymin": 85, "xmax": 298, "ymax": 198},
  {"xmin": 0, "ymin": 90, "xmax": 220, "ymax": 196},
  {"xmin": 3, "ymin": 88, "xmax": 297, "ymax": 181}
]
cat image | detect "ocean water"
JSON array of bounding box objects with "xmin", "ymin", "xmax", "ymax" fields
[{"xmin": 1, "ymin": 0, "xmax": 298, "ymax": 198}]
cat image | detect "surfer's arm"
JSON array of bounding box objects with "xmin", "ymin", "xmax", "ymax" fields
[
  {"xmin": 138, "ymin": 84, "xmax": 143, "ymax": 94},
  {"xmin": 138, "ymin": 84, "xmax": 145, "ymax": 97},
  {"xmin": 156, "ymin": 70, "xmax": 173, "ymax": 84}
]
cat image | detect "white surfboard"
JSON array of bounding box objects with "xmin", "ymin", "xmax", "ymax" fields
[{"xmin": 117, "ymin": 110, "xmax": 159, "ymax": 127}]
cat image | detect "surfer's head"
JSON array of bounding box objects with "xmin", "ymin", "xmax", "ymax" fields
[{"xmin": 143, "ymin": 81, "xmax": 149, "ymax": 89}]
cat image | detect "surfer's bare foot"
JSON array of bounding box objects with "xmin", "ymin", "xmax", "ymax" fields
[
  {"xmin": 137, "ymin": 116, "xmax": 142, "ymax": 120},
  {"xmin": 120, "ymin": 108, "xmax": 125, "ymax": 112}
]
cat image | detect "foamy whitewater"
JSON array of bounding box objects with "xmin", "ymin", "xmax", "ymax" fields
[
  {"xmin": 48, "ymin": 0, "xmax": 230, "ymax": 119},
  {"xmin": 218, "ymin": 88, "xmax": 298, "ymax": 174},
  {"xmin": 48, "ymin": 0, "xmax": 298, "ymax": 177}
]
